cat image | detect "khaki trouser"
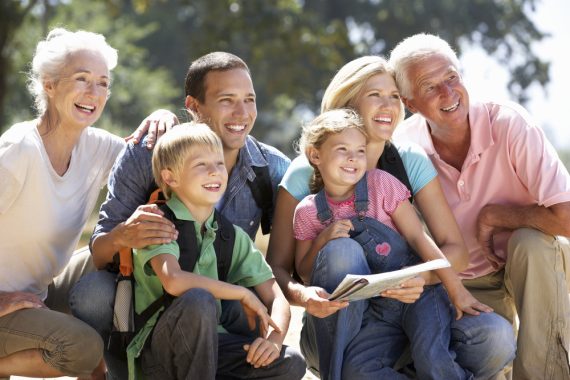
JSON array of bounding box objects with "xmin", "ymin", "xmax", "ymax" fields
[
  {"xmin": 464, "ymin": 228, "xmax": 570, "ymax": 380},
  {"xmin": 0, "ymin": 247, "xmax": 98, "ymax": 378}
]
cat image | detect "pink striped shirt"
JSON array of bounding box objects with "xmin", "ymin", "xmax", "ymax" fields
[{"xmin": 293, "ymin": 169, "xmax": 411, "ymax": 241}]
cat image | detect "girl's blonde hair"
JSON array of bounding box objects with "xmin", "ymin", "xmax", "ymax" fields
[
  {"xmin": 321, "ymin": 56, "xmax": 405, "ymax": 126},
  {"xmin": 299, "ymin": 109, "xmax": 367, "ymax": 193},
  {"xmin": 152, "ymin": 123, "xmax": 223, "ymax": 199}
]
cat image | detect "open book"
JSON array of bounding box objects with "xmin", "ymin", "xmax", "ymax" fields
[{"xmin": 328, "ymin": 258, "xmax": 451, "ymax": 301}]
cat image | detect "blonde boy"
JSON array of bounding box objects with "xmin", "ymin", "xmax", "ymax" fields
[{"xmin": 126, "ymin": 123, "xmax": 305, "ymax": 379}]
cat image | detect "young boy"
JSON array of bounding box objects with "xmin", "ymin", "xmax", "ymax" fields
[{"xmin": 126, "ymin": 123, "xmax": 305, "ymax": 380}]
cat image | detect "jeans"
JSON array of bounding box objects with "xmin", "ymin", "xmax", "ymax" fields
[
  {"xmin": 140, "ymin": 288, "xmax": 306, "ymax": 380},
  {"xmin": 300, "ymin": 237, "xmax": 516, "ymax": 380},
  {"xmin": 71, "ymin": 271, "xmax": 306, "ymax": 379},
  {"xmin": 70, "ymin": 269, "xmax": 126, "ymax": 379}
]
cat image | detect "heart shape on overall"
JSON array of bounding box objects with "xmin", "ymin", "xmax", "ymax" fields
[{"xmin": 375, "ymin": 242, "xmax": 391, "ymax": 256}]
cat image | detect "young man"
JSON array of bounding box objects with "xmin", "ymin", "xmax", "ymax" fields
[
  {"xmin": 390, "ymin": 33, "xmax": 570, "ymax": 380},
  {"xmin": 70, "ymin": 52, "xmax": 291, "ymax": 379},
  {"xmin": 125, "ymin": 123, "xmax": 304, "ymax": 379}
]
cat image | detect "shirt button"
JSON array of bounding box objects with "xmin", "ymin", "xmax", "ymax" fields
[
  {"xmin": 458, "ymin": 180, "xmax": 465, "ymax": 187},
  {"xmin": 249, "ymin": 220, "xmax": 254, "ymax": 226}
]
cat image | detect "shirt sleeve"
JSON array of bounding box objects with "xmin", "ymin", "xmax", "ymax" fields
[
  {"xmin": 504, "ymin": 104, "xmax": 570, "ymax": 207},
  {"xmin": 293, "ymin": 196, "xmax": 323, "ymax": 241},
  {"xmin": 226, "ymin": 227, "xmax": 273, "ymax": 288},
  {"xmin": 369, "ymin": 169, "xmax": 411, "ymax": 215},
  {"xmin": 135, "ymin": 241, "xmax": 180, "ymax": 277},
  {"xmin": 0, "ymin": 142, "xmax": 27, "ymax": 214},
  {"xmin": 92, "ymin": 138, "xmax": 157, "ymax": 244},
  {"xmin": 396, "ymin": 142, "xmax": 438, "ymax": 195},
  {"xmin": 279, "ymin": 155, "xmax": 314, "ymax": 201}
]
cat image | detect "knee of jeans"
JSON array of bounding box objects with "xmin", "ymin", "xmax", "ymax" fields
[
  {"xmin": 312, "ymin": 238, "xmax": 368, "ymax": 288},
  {"xmin": 47, "ymin": 322, "xmax": 104, "ymax": 377},
  {"xmin": 452, "ymin": 313, "xmax": 515, "ymax": 370},
  {"xmin": 69, "ymin": 270, "xmax": 116, "ymax": 330},
  {"xmin": 176, "ymin": 288, "xmax": 217, "ymax": 316},
  {"xmin": 282, "ymin": 346, "xmax": 308, "ymax": 380}
]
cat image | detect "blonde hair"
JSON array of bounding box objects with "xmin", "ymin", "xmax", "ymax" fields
[
  {"xmin": 27, "ymin": 27, "xmax": 118, "ymax": 116},
  {"xmin": 389, "ymin": 33, "xmax": 460, "ymax": 99},
  {"xmin": 152, "ymin": 123, "xmax": 223, "ymax": 199},
  {"xmin": 321, "ymin": 55, "xmax": 405, "ymax": 126},
  {"xmin": 299, "ymin": 109, "xmax": 367, "ymax": 193}
]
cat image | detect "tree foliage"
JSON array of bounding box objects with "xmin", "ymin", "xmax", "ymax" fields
[{"xmin": 1, "ymin": 0, "xmax": 551, "ymax": 155}]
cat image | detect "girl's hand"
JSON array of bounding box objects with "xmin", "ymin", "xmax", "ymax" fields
[
  {"xmin": 303, "ymin": 286, "xmax": 349, "ymax": 318},
  {"xmin": 381, "ymin": 276, "xmax": 425, "ymax": 303},
  {"xmin": 243, "ymin": 338, "xmax": 281, "ymax": 368},
  {"xmin": 239, "ymin": 289, "xmax": 281, "ymax": 338},
  {"xmin": 319, "ymin": 219, "xmax": 353, "ymax": 244},
  {"xmin": 446, "ymin": 282, "xmax": 494, "ymax": 319}
]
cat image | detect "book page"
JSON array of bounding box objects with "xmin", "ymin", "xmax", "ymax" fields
[{"xmin": 328, "ymin": 259, "xmax": 450, "ymax": 301}]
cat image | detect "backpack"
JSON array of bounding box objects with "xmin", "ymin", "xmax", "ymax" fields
[
  {"xmin": 377, "ymin": 143, "xmax": 414, "ymax": 203},
  {"xmin": 247, "ymin": 136, "xmax": 274, "ymax": 235},
  {"xmin": 107, "ymin": 191, "xmax": 236, "ymax": 359}
]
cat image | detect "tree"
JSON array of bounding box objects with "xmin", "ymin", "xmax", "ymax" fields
[{"xmin": 2, "ymin": 0, "xmax": 551, "ymax": 155}]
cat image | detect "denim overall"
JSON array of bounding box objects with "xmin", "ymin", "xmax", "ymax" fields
[{"xmin": 308, "ymin": 173, "xmax": 473, "ymax": 380}]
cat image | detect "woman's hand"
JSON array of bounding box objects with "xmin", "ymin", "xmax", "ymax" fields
[
  {"xmin": 303, "ymin": 286, "xmax": 349, "ymax": 318},
  {"xmin": 239, "ymin": 288, "xmax": 281, "ymax": 338},
  {"xmin": 124, "ymin": 109, "xmax": 179, "ymax": 149},
  {"xmin": 446, "ymin": 282, "xmax": 493, "ymax": 319},
  {"xmin": 0, "ymin": 291, "xmax": 45, "ymax": 318},
  {"xmin": 380, "ymin": 276, "xmax": 425, "ymax": 303},
  {"xmin": 243, "ymin": 338, "xmax": 282, "ymax": 368}
]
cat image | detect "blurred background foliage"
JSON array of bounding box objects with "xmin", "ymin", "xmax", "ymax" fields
[{"xmin": 1, "ymin": 0, "xmax": 568, "ymax": 167}]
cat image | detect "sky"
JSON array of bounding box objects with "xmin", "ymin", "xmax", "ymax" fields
[{"xmin": 460, "ymin": 0, "xmax": 569, "ymax": 149}]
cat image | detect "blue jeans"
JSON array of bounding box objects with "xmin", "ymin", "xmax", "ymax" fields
[
  {"xmin": 70, "ymin": 270, "xmax": 306, "ymax": 379},
  {"xmin": 300, "ymin": 238, "xmax": 515, "ymax": 380},
  {"xmin": 69, "ymin": 270, "xmax": 126, "ymax": 380}
]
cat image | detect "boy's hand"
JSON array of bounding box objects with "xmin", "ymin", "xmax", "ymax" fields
[
  {"xmin": 243, "ymin": 337, "xmax": 281, "ymax": 368},
  {"xmin": 446, "ymin": 282, "xmax": 493, "ymax": 319},
  {"xmin": 319, "ymin": 219, "xmax": 353, "ymax": 243},
  {"xmin": 239, "ymin": 289, "xmax": 281, "ymax": 338},
  {"xmin": 124, "ymin": 109, "xmax": 179, "ymax": 149},
  {"xmin": 303, "ymin": 286, "xmax": 349, "ymax": 318}
]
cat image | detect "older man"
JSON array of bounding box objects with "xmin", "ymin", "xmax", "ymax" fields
[{"xmin": 391, "ymin": 33, "xmax": 570, "ymax": 380}]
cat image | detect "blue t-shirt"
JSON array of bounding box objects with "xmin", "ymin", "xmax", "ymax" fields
[{"xmin": 281, "ymin": 141, "xmax": 437, "ymax": 201}]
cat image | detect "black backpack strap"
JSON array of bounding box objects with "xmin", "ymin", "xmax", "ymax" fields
[
  {"xmin": 213, "ymin": 210, "xmax": 236, "ymax": 283},
  {"xmin": 377, "ymin": 143, "xmax": 414, "ymax": 203},
  {"xmin": 247, "ymin": 137, "xmax": 274, "ymax": 235},
  {"xmin": 159, "ymin": 204, "xmax": 200, "ymax": 273}
]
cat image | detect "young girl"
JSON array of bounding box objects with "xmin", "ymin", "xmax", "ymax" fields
[{"xmin": 293, "ymin": 108, "xmax": 473, "ymax": 380}]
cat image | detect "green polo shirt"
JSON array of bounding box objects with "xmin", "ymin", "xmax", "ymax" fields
[{"xmin": 126, "ymin": 193, "xmax": 273, "ymax": 379}]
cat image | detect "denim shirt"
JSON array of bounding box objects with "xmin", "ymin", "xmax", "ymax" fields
[{"xmin": 92, "ymin": 133, "xmax": 290, "ymax": 248}]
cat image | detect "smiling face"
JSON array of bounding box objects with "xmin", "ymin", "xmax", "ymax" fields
[
  {"xmin": 45, "ymin": 50, "xmax": 110, "ymax": 130},
  {"xmin": 169, "ymin": 144, "xmax": 228, "ymax": 211},
  {"xmin": 402, "ymin": 54, "xmax": 470, "ymax": 132},
  {"xmin": 308, "ymin": 128, "xmax": 367, "ymax": 197},
  {"xmin": 352, "ymin": 72, "xmax": 403, "ymax": 144},
  {"xmin": 188, "ymin": 68, "xmax": 257, "ymax": 154}
]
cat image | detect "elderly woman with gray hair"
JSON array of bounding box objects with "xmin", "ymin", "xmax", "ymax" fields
[{"xmin": 0, "ymin": 28, "xmax": 125, "ymax": 379}]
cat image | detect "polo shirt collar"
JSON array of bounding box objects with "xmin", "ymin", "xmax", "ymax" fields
[
  {"xmin": 407, "ymin": 101, "xmax": 494, "ymax": 158},
  {"xmin": 166, "ymin": 193, "xmax": 215, "ymax": 228}
]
